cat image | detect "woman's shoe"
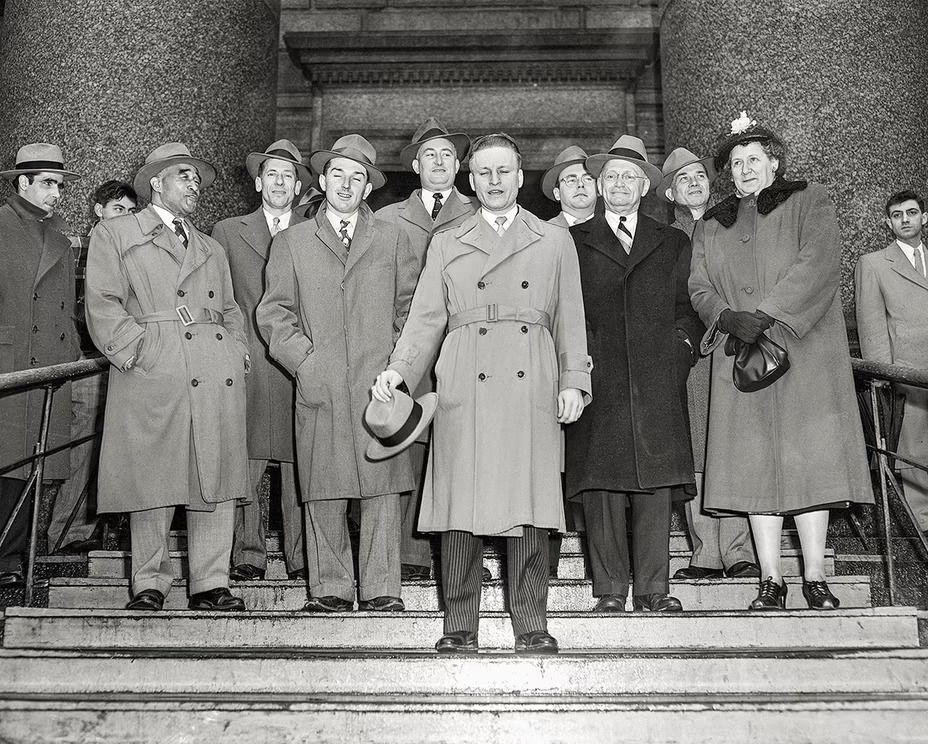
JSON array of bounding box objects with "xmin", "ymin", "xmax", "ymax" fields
[
  {"xmin": 802, "ymin": 579, "xmax": 840, "ymax": 610},
  {"xmin": 749, "ymin": 577, "xmax": 787, "ymax": 610}
]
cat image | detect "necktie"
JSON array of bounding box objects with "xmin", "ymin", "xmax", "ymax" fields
[
  {"xmin": 172, "ymin": 218, "xmax": 188, "ymax": 249},
  {"xmin": 431, "ymin": 193, "xmax": 444, "ymax": 220},
  {"xmin": 271, "ymin": 216, "xmax": 281, "ymax": 236},
  {"xmin": 915, "ymin": 246, "xmax": 926, "ymax": 278},
  {"xmin": 495, "ymin": 216, "xmax": 508, "ymax": 235},
  {"xmin": 616, "ymin": 216, "xmax": 633, "ymax": 254},
  {"xmin": 339, "ymin": 220, "xmax": 351, "ymax": 250}
]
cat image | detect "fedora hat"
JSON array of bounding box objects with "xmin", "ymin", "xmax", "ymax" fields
[
  {"xmin": 133, "ymin": 142, "xmax": 216, "ymax": 201},
  {"xmin": 310, "ymin": 134, "xmax": 385, "ymax": 191},
  {"xmin": 540, "ymin": 146, "xmax": 590, "ymax": 201},
  {"xmin": 245, "ymin": 138, "xmax": 312, "ymax": 183},
  {"xmin": 365, "ymin": 389, "xmax": 438, "ymax": 460},
  {"xmin": 585, "ymin": 135, "xmax": 662, "ymax": 187},
  {"xmin": 399, "ymin": 117, "xmax": 471, "ymax": 171},
  {"xmin": 0, "ymin": 143, "xmax": 80, "ymax": 181},
  {"xmin": 713, "ymin": 111, "xmax": 784, "ymax": 171},
  {"xmin": 658, "ymin": 147, "xmax": 717, "ymax": 202}
]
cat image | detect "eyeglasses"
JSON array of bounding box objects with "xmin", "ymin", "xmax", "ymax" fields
[
  {"xmin": 559, "ymin": 174, "xmax": 594, "ymax": 187},
  {"xmin": 602, "ymin": 172, "xmax": 646, "ymax": 184}
]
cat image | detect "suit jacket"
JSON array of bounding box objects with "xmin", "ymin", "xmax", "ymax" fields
[
  {"xmin": 212, "ymin": 207, "xmax": 306, "ymax": 462},
  {"xmin": 856, "ymin": 240, "xmax": 928, "ymax": 461},
  {"xmin": 0, "ymin": 196, "xmax": 77, "ymax": 479}
]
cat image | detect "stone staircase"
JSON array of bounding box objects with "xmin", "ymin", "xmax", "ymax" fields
[{"xmin": 1, "ymin": 530, "xmax": 927, "ymax": 743}]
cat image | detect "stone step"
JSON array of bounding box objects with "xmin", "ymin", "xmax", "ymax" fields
[
  {"xmin": 3, "ymin": 606, "xmax": 917, "ymax": 651},
  {"xmin": 47, "ymin": 575, "xmax": 873, "ymax": 612},
  {"xmin": 3, "ymin": 647, "xmax": 927, "ymax": 697},
  {"xmin": 87, "ymin": 547, "xmax": 834, "ymax": 580},
  {"xmin": 2, "ymin": 695, "xmax": 927, "ymax": 743}
]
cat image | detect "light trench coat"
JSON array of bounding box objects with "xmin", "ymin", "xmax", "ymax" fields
[
  {"xmin": 388, "ymin": 209, "xmax": 592, "ymax": 537},
  {"xmin": 85, "ymin": 206, "xmax": 250, "ymax": 512}
]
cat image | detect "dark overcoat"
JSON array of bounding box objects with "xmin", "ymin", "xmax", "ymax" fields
[
  {"xmin": 564, "ymin": 212, "xmax": 703, "ymax": 499},
  {"xmin": 0, "ymin": 196, "xmax": 77, "ymax": 480},
  {"xmin": 85, "ymin": 206, "xmax": 250, "ymax": 512},
  {"xmin": 256, "ymin": 203, "xmax": 418, "ymax": 502},
  {"xmin": 212, "ymin": 208, "xmax": 305, "ymax": 462}
]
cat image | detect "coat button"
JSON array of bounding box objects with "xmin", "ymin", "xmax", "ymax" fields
[
  {"xmin": 106, "ymin": 344, "xmax": 114, "ymax": 351},
  {"xmin": 177, "ymin": 289, "xmax": 185, "ymax": 297},
  {"xmin": 33, "ymin": 292, "xmax": 38, "ymax": 301},
  {"xmin": 208, "ymin": 290, "xmax": 215, "ymax": 298},
  {"xmin": 477, "ymin": 281, "xmax": 485, "ymax": 290},
  {"xmin": 521, "ymin": 281, "xmax": 529, "ymax": 289},
  {"xmin": 60, "ymin": 301, "xmax": 65, "ymax": 309},
  {"xmin": 478, "ymin": 373, "xmax": 486, "ymax": 381},
  {"xmin": 59, "ymin": 332, "xmax": 66, "ymax": 341},
  {"xmin": 225, "ymin": 378, "xmax": 233, "ymax": 386},
  {"xmin": 520, "ymin": 325, "xmax": 528, "ymax": 334},
  {"xmin": 478, "ymin": 327, "xmax": 487, "ymax": 335},
  {"xmin": 29, "ymin": 357, "xmax": 37, "ymax": 366},
  {"xmin": 191, "ymin": 379, "xmax": 199, "ymax": 387},
  {"xmin": 216, "ymin": 333, "xmax": 223, "ymax": 340},
  {"xmin": 517, "ymin": 370, "xmax": 525, "ymax": 378},
  {"xmin": 32, "ymin": 325, "xmax": 38, "ymax": 334},
  {"xmin": 184, "ymin": 331, "xmax": 193, "ymax": 340},
  {"xmin": 743, "ymin": 286, "xmax": 754, "ymax": 294},
  {"xmin": 740, "ymin": 235, "xmax": 750, "ymax": 243}
]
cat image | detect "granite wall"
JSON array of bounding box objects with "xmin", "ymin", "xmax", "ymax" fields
[
  {"xmin": 660, "ymin": 0, "xmax": 928, "ymax": 315},
  {"xmin": 0, "ymin": 0, "xmax": 280, "ymax": 233}
]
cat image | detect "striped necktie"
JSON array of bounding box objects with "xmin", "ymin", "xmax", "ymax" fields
[
  {"xmin": 172, "ymin": 218, "xmax": 188, "ymax": 249},
  {"xmin": 616, "ymin": 216, "xmax": 633, "ymax": 254},
  {"xmin": 495, "ymin": 216, "xmax": 508, "ymax": 235},
  {"xmin": 339, "ymin": 220, "xmax": 351, "ymax": 250}
]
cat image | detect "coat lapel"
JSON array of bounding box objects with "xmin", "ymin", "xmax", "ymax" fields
[
  {"xmin": 434, "ymin": 189, "xmax": 476, "ymax": 233},
  {"xmin": 177, "ymin": 227, "xmax": 212, "ymax": 286},
  {"xmin": 886, "ymin": 241, "xmax": 928, "ymax": 291},
  {"xmin": 478, "ymin": 209, "xmax": 541, "ymax": 278},
  {"xmin": 399, "ymin": 192, "xmax": 433, "ymax": 234},
  {"xmin": 314, "ymin": 205, "xmax": 350, "ymax": 267},
  {"xmin": 135, "ymin": 206, "xmax": 185, "ymax": 265},
  {"xmin": 582, "ymin": 215, "xmax": 628, "ymax": 269},
  {"xmin": 625, "ymin": 214, "xmax": 664, "ymax": 273},
  {"xmin": 344, "ymin": 204, "xmax": 375, "ymax": 276},
  {"xmin": 33, "ymin": 215, "xmax": 72, "ymax": 288},
  {"xmin": 239, "ymin": 208, "xmax": 271, "ymax": 259}
]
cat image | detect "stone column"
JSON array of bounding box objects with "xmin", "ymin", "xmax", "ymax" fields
[
  {"xmin": 660, "ymin": 0, "xmax": 928, "ymax": 311},
  {"xmin": 0, "ymin": 0, "xmax": 280, "ymax": 232}
]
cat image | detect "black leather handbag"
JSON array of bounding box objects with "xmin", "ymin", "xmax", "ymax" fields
[{"xmin": 724, "ymin": 332, "xmax": 790, "ymax": 392}]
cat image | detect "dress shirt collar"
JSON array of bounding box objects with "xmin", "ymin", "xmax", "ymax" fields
[
  {"xmin": 896, "ymin": 239, "xmax": 926, "ymax": 269},
  {"xmin": 325, "ymin": 207, "xmax": 357, "ymax": 238},
  {"xmin": 263, "ymin": 208, "xmax": 291, "ymax": 234},
  {"xmin": 480, "ymin": 205, "xmax": 519, "ymax": 232},
  {"xmin": 604, "ymin": 209, "xmax": 638, "ymax": 239}
]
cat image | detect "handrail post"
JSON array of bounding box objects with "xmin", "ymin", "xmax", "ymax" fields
[
  {"xmin": 24, "ymin": 382, "xmax": 56, "ymax": 606},
  {"xmin": 869, "ymin": 380, "xmax": 897, "ymax": 605}
]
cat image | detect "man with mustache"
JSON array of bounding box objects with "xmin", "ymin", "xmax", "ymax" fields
[
  {"xmin": 212, "ymin": 140, "xmax": 310, "ymax": 584},
  {"xmin": 85, "ymin": 142, "xmax": 250, "ymax": 612},
  {"xmin": 374, "ymin": 118, "xmax": 477, "ymax": 581},
  {"xmin": 0, "ymin": 143, "xmax": 81, "ymax": 588},
  {"xmin": 660, "ymin": 148, "xmax": 759, "ymax": 581}
]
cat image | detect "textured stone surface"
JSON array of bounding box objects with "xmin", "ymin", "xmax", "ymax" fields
[
  {"xmin": 0, "ymin": 0, "xmax": 280, "ymax": 233},
  {"xmin": 660, "ymin": 0, "xmax": 928, "ymax": 315}
]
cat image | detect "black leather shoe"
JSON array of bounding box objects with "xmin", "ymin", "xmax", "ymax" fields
[
  {"xmin": 435, "ymin": 631, "xmax": 479, "ymax": 653},
  {"xmin": 802, "ymin": 579, "xmax": 840, "ymax": 610},
  {"xmin": 57, "ymin": 536, "xmax": 104, "ymax": 554},
  {"xmin": 357, "ymin": 595, "xmax": 405, "ymax": 612},
  {"xmin": 482, "ymin": 567, "xmax": 493, "ymax": 582},
  {"xmin": 633, "ymin": 593, "xmax": 684, "ymax": 612},
  {"xmin": 287, "ymin": 567, "xmax": 308, "ymax": 581},
  {"xmin": 726, "ymin": 561, "xmax": 761, "ymax": 579},
  {"xmin": 749, "ymin": 577, "xmax": 788, "ymax": 610},
  {"xmin": 515, "ymin": 630, "xmax": 559, "ymax": 655},
  {"xmin": 401, "ymin": 563, "xmax": 431, "ymax": 581},
  {"xmin": 125, "ymin": 589, "xmax": 164, "ymax": 611},
  {"xmin": 592, "ymin": 594, "xmax": 626, "ymax": 612},
  {"xmin": 302, "ymin": 595, "xmax": 353, "ymax": 612},
  {"xmin": 673, "ymin": 565, "xmax": 724, "ymax": 580},
  {"xmin": 229, "ymin": 563, "xmax": 266, "ymax": 581},
  {"xmin": 188, "ymin": 587, "xmax": 245, "ymax": 611}
]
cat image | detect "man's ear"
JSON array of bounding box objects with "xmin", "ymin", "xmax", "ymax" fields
[
  {"xmin": 640, "ymin": 179, "xmax": 651, "ymax": 197},
  {"xmin": 318, "ymin": 173, "xmax": 326, "ymax": 192},
  {"xmin": 665, "ymin": 187, "xmax": 674, "ymax": 202},
  {"xmin": 150, "ymin": 176, "xmax": 162, "ymax": 196},
  {"xmin": 93, "ymin": 203, "xmax": 104, "ymax": 219},
  {"xmin": 552, "ymin": 187, "xmax": 561, "ymax": 203},
  {"xmin": 363, "ymin": 182, "xmax": 373, "ymax": 200},
  {"xmin": 469, "ymin": 172, "xmax": 476, "ymax": 191},
  {"xmin": 517, "ymin": 169, "xmax": 524, "ymax": 188},
  {"xmin": 411, "ymin": 159, "xmax": 421, "ymax": 176}
]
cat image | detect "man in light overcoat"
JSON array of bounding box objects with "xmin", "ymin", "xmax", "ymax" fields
[
  {"xmin": 374, "ymin": 117, "xmax": 476, "ymax": 580},
  {"xmin": 85, "ymin": 142, "xmax": 249, "ymax": 612},
  {"xmin": 257, "ymin": 134, "xmax": 418, "ymax": 613},
  {"xmin": 212, "ymin": 139, "xmax": 310, "ymax": 583}
]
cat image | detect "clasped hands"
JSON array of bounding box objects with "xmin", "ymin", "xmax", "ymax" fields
[
  {"xmin": 371, "ymin": 370, "xmax": 585, "ymax": 424},
  {"xmin": 718, "ymin": 308, "xmax": 774, "ymax": 344}
]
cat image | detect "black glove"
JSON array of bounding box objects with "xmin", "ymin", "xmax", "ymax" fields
[{"xmin": 718, "ymin": 309, "xmax": 774, "ymax": 344}]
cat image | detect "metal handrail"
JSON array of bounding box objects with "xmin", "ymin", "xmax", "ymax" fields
[{"xmin": 0, "ymin": 355, "xmax": 108, "ymax": 605}]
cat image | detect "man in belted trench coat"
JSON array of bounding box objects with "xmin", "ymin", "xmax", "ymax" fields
[
  {"xmin": 374, "ymin": 133, "xmax": 592, "ymax": 654},
  {"xmin": 85, "ymin": 142, "xmax": 249, "ymax": 612},
  {"xmin": 0, "ymin": 143, "xmax": 81, "ymax": 587},
  {"xmin": 374, "ymin": 117, "xmax": 477, "ymax": 580}
]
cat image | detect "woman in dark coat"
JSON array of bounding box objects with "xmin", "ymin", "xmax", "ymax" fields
[{"xmin": 689, "ymin": 114, "xmax": 873, "ymax": 611}]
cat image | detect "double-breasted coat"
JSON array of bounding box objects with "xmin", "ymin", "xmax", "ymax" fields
[
  {"xmin": 564, "ymin": 213, "xmax": 703, "ymax": 499},
  {"xmin": 689, "ymin": 179, "xmax": 873, "ymax": 514},
  {"xmin": 387, "ymin": 209, "xmax": 592, "ymax": 538},
  {"xmin": 85, "ymin": 205, "xmax": 250, "ymax": 512},
  {"xmin": 256, "ymin": 203, "xmax": 418, "ymax": 502},
  {"xmin": 212, "ymin": 208, "xmax": 305, "ymax": 462},
  {"xmin": 0, "ymin": 195, "xmax": 77, "ymax": 479}
]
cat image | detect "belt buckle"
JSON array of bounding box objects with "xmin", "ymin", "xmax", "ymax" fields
[
  {"xmin": 176, "ymin": 304, "xmax": 194, "ymax": 327},
  {"xmin": 486, "ymin": 303, "xmax": 498, "ymax": 323}
]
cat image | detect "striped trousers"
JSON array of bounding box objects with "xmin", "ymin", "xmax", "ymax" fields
[{"xmin": 441, "ymin": 527, "xmax": 549, "ymax": 637}]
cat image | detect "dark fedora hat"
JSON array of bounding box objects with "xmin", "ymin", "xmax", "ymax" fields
[
  {"xmin": 399, "ymin": 117, "xmax": 471, "ymax": 171},
  {"xmin": 310, "ymin": 134, "xmax": 385, "ymax": 191},
  {"xmin": 365, "ymin": 389, "xmax": 438, "ymax": 460},
  {"xmin": 0, "ymin": 143, "xmax": 80, "ymax": 181},
  {"xmin": 540, "ymin": 145, "xmax": 590, "ymax": 202},
  {"xmin": 585, "ymin": 134, "xmax": 663, "ymax": 187},
  {"xmin": 133, "ymin": 142, "xmax": 216, "ymax": 201},
  {"xmin": 658, "ymin": 147, "xmax": 717, "ymax": 203},
  {"xmin": 713, "ymin": 111, "xmax": 784, "ymax": 171},
  {"xmin": 245, "ymin": 138, "xmax": 312, "ymax": 183}
]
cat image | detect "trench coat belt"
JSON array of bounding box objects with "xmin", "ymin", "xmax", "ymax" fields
[
  {"xmin": 446, "ymin": 304, "xmax": 551, "ymax": 333},
  {"xmin": 136, "ymin": 306, "xmax": 225, "ymax": 327}
]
